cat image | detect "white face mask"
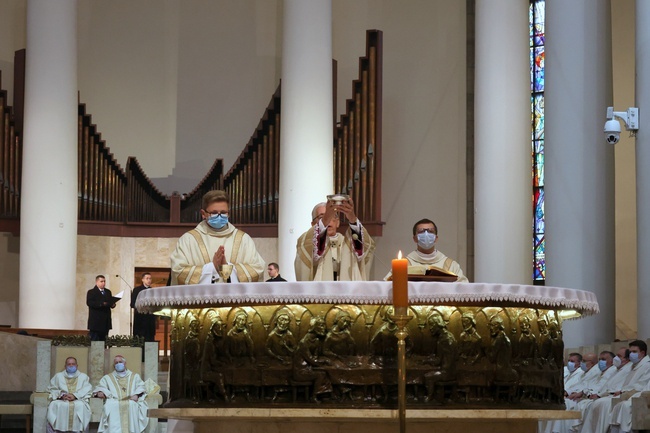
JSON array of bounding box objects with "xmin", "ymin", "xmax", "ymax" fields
[
  {"xmin": 567, "ymin": 361, "xmax": 577, "ymax": 372},
  {"xmin": 417, "ymin": 231, "xmax": 437, "ymax": 250},
  {"xmin": 629, "ymin": 352, "xmax": 641, "ymax": 364},
  {"xmin": 613, "ymin": 356, "xmax": 622, "ymax": 368}
]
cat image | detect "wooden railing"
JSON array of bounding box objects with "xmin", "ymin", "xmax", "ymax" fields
[
  {"xmin": 223, "ymin": 85, "xmax": 281, "ymax": 225},
  {"xmin": 334, "ymin": 30, "xmax": 383, "ymax": 227},
  {"xmin": 0, "ymin": 72, "xmax": 21, "ymax": 220}
]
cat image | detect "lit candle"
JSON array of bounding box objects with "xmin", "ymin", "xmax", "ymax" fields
[{"xmin": 392, "ymin": 250, "xmax": 408, "ymax": 314}]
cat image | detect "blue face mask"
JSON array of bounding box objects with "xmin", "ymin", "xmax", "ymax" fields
[
  {"xmin": 630, "ymin": 352, "xmax": 641, "ymax": 364},
  {"xmin": 66, "ymin": 366, "xmax": 77, "ymax": 375},
  {"xmin": 580, "ymin": 362, "xmax": 589, "ymax": 372},
  {"xmin": 207, "ymin": 214, "xmax": 228, "ymax": 230},
  {"xmin": 598, "ymin": 360, "xmax": 608, "ymax": 371},
  {"xmin": 567, "ymin": 361, "xmax": 577, "ymax": 372},
  {"xmin": 114, "ymin": 362, "xmax": 126, "ymax": 373},
  {"xmin": 417, "ymin": 231, "xmax": 437, "ymax": 250}
]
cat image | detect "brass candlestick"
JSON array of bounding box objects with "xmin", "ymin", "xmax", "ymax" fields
[{"xmin": 391, "ymin": 309, "xmax": 413, "ymax": 433}]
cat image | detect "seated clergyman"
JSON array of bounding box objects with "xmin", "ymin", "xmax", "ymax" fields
[
  {"xmin": 384, "ymin": 218, "xmax": 468, "ymax": 282},
  {"xmin": 94, "ymin": 355, "xmax": 148, "ymax": 433},
  {"xmin": 46, "ymin": 356, "xmax": 92, "ymax": 433}
]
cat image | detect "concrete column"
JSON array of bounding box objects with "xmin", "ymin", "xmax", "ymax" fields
[
  {"xmin": 278, "ymin": 0, "xmax": 333, "ymax": 281},
  {"xmin": 474, "ymin": 0, "xmax": 531, "ymax": 284},
  {"xmin": 545, "ymin": 0, "xmax": 615, "ymax": 347},
  {"xmin": 636, "ymin": 0, "xmax": 650, "ymax": 337},
  {"xmin": 19, "ymin": 0, "xmax": 78, "ymax": 328}
]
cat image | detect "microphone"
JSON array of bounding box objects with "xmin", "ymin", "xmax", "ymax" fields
[
  {"xmin": 115, "ymin": 274, "xmax": 133, "ymax": 290},
  {"xmin": 116, "ymin": 275, "xmax": 134, "ymax": 336}
]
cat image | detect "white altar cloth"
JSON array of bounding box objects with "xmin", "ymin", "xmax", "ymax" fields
[{"xmin": 134, "ymin": 281, "xmax": 599, "ymax": 317}]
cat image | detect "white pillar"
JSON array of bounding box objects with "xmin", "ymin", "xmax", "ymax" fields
[
  {"xmin": 278, "ymin": 0, "xmax": 333, "ymax": 281},
  {"xmin": 474, "ymin": 1, "xmax": 531, "ymax": 284},
  {"xmin": 19, "ymin": 0, "xmax": 78, "ymax": 328},
  {"xmin": 636, "ymin": 0, "xmax": 650, "ymax": 337},
  {"xmin": 545, "ymin": 0, "xmax": 615, "ymax": 347}
]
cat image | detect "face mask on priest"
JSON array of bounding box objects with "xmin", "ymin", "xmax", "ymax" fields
[
  {"xmin": 207, "ymin": 214, "xmax": 228, "ymax": 230},
  {"xmin": 417, "ymin": 231, "xmax": 437, "ymax": 250}
]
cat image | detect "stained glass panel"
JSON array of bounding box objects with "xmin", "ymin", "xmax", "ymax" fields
[
  {"xmin": 534, "ymin": 141, "xmax": 544, "ymax": 187},
  {"xmin": 533, "ymin": 95, "xmax": 544, "ymax": 139},
  {"xmin": 533, "ymin": 1, "xmax": 545, "ymax": 46},
  {"xmin": 531, "ymin": 0, "xmax": 545, "ymax": 282},
  {"xmin": 534, "ymin": 46, "xmax": 544, "ymax": 92}
]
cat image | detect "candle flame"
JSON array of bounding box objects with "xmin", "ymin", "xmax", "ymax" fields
[{"xmin": 397, "ymin": 250, "xmax": 402, "ymax": 259}]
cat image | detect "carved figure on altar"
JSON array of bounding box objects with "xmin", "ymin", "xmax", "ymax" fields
[
  {"xmin": 201, "ymin": 314, "xmax": 229, "ymax": 402},
  {"xmin": 488, "ymin": 316, "xmax": 518, "ymax": 382},
  {"xmin": 265, "ymin": 312, "xmax": 296, "ymax": 364},
  {"xmin": 537, "ymin": 317, "xmax": 553, "ymax": 366},
  {"xmin": 516, "ymin": 316, "xmax": 538, "ymax": 366},
  {"xmin": 548, "ymin": 321, "xmax": 564, "ymax": 369},
  {"xmin": 458, "ymin": 312, "xmax": 483, "ymax": 366},
  {"xmin": 424, "ymin": 311, "xmax": 458, "ymax": 403},
  {"xmin": 225, "ymin": 310, "xmax": 255, "ymax": 364},
  {"xmin": 370, "ymin": 307, "xmax": 412, "ymax": 365},
  {"xmin": 323, "ymin": 310, "xmax": 356, "ymax": 358},
  {"xmin": 184, "ymin": 317, "xmax": 202, "ymax": 403},
  {"xmin": 515, "ymin": 315, "xmax": 540, "ymax": 401},
  {"xmin": 292, "ymin": 316, "xmax": 333, "ymax": 402}
]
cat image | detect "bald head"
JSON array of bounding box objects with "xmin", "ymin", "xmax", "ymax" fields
[{"xmin": 582, "ymin": 353, "xmax": 597, "ymax": 370}]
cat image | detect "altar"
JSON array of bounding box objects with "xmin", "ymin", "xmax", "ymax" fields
[{"xmin": 136, "ymin": 280, "xmax": 598, "ymax": 412}]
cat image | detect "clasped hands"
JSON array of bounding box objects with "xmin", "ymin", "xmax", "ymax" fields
[{"xmin": 212, "ymin": 245, "xmax": 227, "ymax": 270}]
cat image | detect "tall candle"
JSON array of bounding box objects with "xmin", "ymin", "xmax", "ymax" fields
[{"xmin": 392, "ymin": 251, "xmax": 408, "ymax": 314}]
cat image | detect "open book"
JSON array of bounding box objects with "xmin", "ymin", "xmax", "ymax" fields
[
  {"xmin": 407, "ymin": 265, "xmax": 458, "ymax": 282},
  {"xmin": 110, "ymin": 290, "xmax": 124, "ymax": 304}
]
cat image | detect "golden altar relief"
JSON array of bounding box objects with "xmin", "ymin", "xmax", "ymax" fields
[{"xmin": 135, "ymin": 281, "xmax": 598, "ymax": 409}]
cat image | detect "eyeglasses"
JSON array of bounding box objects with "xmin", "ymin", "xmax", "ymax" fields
[
  {"xmin": 204, "ymin": 210, "xmax": 229, "ymax": 217},
  {"xmin": 416, "ymin": 228, "xmax": 436, "ymax": 234}
]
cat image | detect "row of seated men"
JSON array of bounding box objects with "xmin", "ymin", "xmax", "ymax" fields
[
  {"xmin": 46, "ymin": 355, "xmax": 150, "ymax": 433},
  {"xmin": 540, "ymin": 339, "xmax": 650, "ymax": 433}
]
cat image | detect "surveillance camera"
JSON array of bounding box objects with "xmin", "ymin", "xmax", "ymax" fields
[{"xmin": 604, "ymin": 118, "xmax": 621, "ymax": 144}]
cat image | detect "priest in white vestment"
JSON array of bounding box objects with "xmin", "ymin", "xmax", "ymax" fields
[
  {"xmin": 94, "ymin": 356, "xmax": 148, "ymax": 433},
  {"xmin": 171, "ymin": 190, "xmax": 265, "ymax": 285},
  {"xmin": 570, "ymin": 348, "xmax": 631, "ymax": 432},
  {"xmin": 609, "ymin": 342, "xmax": 650, "ymax": 433},
  {"xmin": 46, "ymin": 357, "xmax": 92, "ymax": 433},
  {"xmin": 577, "ymin": 341, "xmax": 650, "ymax": 433},
  {"xmin": 384, "ymin": 218, "xmax": 468, "ymax": 282},
  {"xmin": 295, "ymin": 199, "xmax": 375, "ymax": 281}
]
